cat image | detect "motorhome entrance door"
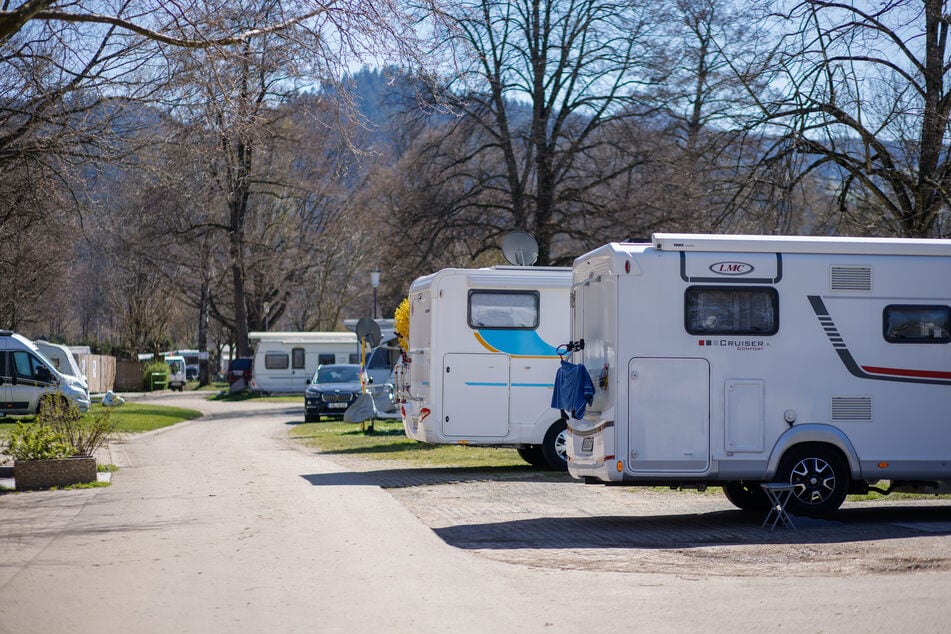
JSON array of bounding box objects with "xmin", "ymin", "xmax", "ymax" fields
[
  {"xmin": 442, "ymin": 353, "xmax": 510, "ymax": 437},
  {"xmin": 627, "ymin": 357, "xmax": 710, "ymax": 473}
]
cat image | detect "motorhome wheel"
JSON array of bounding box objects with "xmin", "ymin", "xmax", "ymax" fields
[
  {"xmin": 722, "ymin": 481, "xmax": 770, "ymax": 512},
  {"xmin": 541, "ymin": 420, "xmax": 569, "ymax": 471},
  {"xmin": 516, "ymin": 446, "xmax": 547, "ymax": 468},
  {"xmin": 37, "ymin": 394, "xmax": 68, "ymax": 418},
  {"xmin": 778, "ymin": 444, "xmax": 850, "ymax": 517}
]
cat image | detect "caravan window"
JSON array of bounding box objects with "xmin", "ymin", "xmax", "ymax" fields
[
  {"xmin": 264, "ymin": 352, "xmax": 289, "ymax": 369},
  {"xmin": 292, "ymin": 347, "xmax": 306, "ymax": 369},
  {"xmin": 883, "ymin": 305, "xmax": 950, "ymax": 343},
  {"xmin": 685, "ymin": 286, "xmax": 779, "ymax": 335},
  {"xmin": 468, "ymin": 290, "xmax": 539, "ymax": 329},
  {"xmin": 319, "ymin": 353, "xmax": 336, "ymax": 365}
]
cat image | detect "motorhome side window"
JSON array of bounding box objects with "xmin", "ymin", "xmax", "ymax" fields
[
  {"xmin": 468, "ymin": 290, "xmax": 540, "ymax": 329},
  {"xmin": 685, "ymin": 286, "xmax": 779, "ymax": 335},
  {"xmin": 883, "ymin": 305, "xmax": 951, "ymax": 343},
  {"xmin": 292, "ymin": 347, "xmax": 306, "ymax": 369},
  {"xmin": 265, "ymin": 352, "xmax": 289, "ymax": 369},
  {"xmin": 11, "ymin": 351, "xmax": 43, "ymax": 379}
]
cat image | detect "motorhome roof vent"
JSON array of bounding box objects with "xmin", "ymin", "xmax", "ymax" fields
[
  {"xmin": 831, "ymin": 396, "xmax": 872, "ymax": 421},
  {"xmin": 830, "ymin": 265, "xmax": 872, "ymax": 291}
]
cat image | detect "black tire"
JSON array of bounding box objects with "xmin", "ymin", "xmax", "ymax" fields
[
  {"xmin": 541, "ymin": 420, "xmax": 569, "ymax": 471},
  {"xmin": 516, "ymin": 446, "xmax": 547, "ymax": 468},
  {"xmin": 304, "ymin": 413, "xmax": 318, "ymax": 423},
  {"xmin": 777, "ymin": 443, "xmax": 850, "ymax": 517},
  {"xmin": 36, "ymin": 394, "xmax": 61, "ymax": 419},
  {"xmin": 722, "ymin": 481, "xmax": 770, "ymax": 512}
]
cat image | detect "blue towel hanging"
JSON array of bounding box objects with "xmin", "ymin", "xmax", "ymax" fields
[{"xmin": 551, "ymin": 359, "xmax": 595, "ymax": 419}]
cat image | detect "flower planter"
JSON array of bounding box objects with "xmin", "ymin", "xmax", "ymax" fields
[{"xmin": 14, "ymin": 455, "xmax": 97, "ymax": 490}]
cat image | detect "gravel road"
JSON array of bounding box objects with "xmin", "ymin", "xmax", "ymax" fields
[{"xmin": 1, "ymin": 392, "xmax": 950, "ymax": 632}]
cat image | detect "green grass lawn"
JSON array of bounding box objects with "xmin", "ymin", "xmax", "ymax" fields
[
  {"xmin": 0, "ymin": 403, "xmax": 203, "ymax": 440},
  {"xmin": 289, "ymin": 419, "xmax": 530, "ymax": 469}
]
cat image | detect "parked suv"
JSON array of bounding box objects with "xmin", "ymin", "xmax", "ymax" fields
[
  {"xmin": 0, "ymin": 330, "xmax": 91, "ymax": 415},
  {"xmin": 303, "ymin": 364, "xmax": 364, "ymax": 422}
]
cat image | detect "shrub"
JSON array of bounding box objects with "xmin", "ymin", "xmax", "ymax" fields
[
  {"xmin": 394, "ymin": 297, "xmax": 409, "ymax": 353},
  {"xmin": 3, "ymin": 422, "xmax": 75, "ymax": 461},
  {"xmin": 142, "ymin": 360, "xmax": 170, "ymax": 390},
  {"xmin": 37, "ymin": 397, "xmax": 116, "ymax": 457}
]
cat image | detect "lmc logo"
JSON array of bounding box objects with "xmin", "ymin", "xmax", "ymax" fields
[{"xmin": 710, "ymin": 261, "xmax": 754, "ymax": 275}]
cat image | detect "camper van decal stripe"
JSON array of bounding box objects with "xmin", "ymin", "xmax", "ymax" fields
[
  {"xmin": 678, "ymin": 252, "xmax": 783, "ymax": 283},
  {"xmin": 861, "ymin": 365, "xmax": 951, "ymax": 380},
  {"xmin": 473, "ymin": 330, "xmax": 561, "ymax": 358},
  {"xmin": 809, "ymin": 295, "xmax": 951, "ymax": 386},
  {"xmin": 462, "ymin": 381, "xmax": 555, "ymax": 388}
]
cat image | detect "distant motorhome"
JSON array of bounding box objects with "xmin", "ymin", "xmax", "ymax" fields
[
  {"xmin": 565, "ymin": 233, "xmax": 951, "ymax": 517},
  {"xmin": 397, "ymin": 265, "xmax": 572, "ymax": 469},
  {"xmin": 248, "ymin": 331, "xmax": 359, "ymax": 394},
  {"xmin": 0, "ymin": 331, "xmax": 91, "ymax": 414}
]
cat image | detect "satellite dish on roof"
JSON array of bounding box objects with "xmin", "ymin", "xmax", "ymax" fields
[
  {"xmin": 355, "ymin": 317, "xmax": 381, "ymax": 348},
  {"xmin": 501, "ymin": 231, "xmax": 538, "ymax": 266}
]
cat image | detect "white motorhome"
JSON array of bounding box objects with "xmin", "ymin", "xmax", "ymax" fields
[
  {"xmin": 565, "ymin": 233, "xmax": 951, "ymax": 517},
  {"xmin": 0, "ymin": 331, "xmax": 91, "ymax": 414},
  {"xmin": 33, "ymin": 340, "xmax": 88, "ymax": 391},
  {"xmin": 248, "ymin": 331, "xmax": 359, "ymax": 394},
  {"xmin": 398, "ymin": 266, "xmax": 572, "ymax": 469}
]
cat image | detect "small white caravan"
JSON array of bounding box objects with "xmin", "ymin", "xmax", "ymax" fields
[
  {"xmin": 33, "ymin": 340, "xmax": 88, "ymax": 391},
  {"xmin": 397, "ymin": 266, "xmax": 572, "ymax": 469},
  {"xmin": 565, "ymin": 233, "xmax": 951, "ymax": 516},
  {"xmin": 248, "ymin": 331, "xmax": 359, "ymax": 394}
]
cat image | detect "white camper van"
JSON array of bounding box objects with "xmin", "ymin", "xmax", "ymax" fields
[
  {"xmin": 248, "ymin": 331, "xmax": 359, "ymax": 394},
  {"xmin": 564, "ymin": 233, "xmax": 951, "ymax": 517},
  {"xmin": 398, "ymin": 266, "xmax": 572, "ymax": 469},
  {"xmin": 0, "ymin": 331, "xmax": 91, "ymax": 415}
]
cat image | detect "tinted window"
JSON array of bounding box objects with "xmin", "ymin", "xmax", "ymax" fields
[
  {"xmin": 685, "ymin": 286, "xmax": 779, "ymax": 335},
  {"xmin": 318, "ymin": 353, "xmax": 336, "ymax": 365},
  {"xmin": 468, "ymin": 290, "xmax": 539, "ymax": 329},
  {"xmin": 11, "ymin": 351, "xmax": 43, "ymax": 379},
  {"xmin": 292, "ymin": 347, "xmax": 306, "ymax": 369},
  {"xmin": 315, "ymin": 366, "xmax": 361, "ymax": 383},
  {"xmin": 883, "ymin": 305, "xmax": 950, "ymax": 343},
  {"xmin": 265, "ymin": 353, "xmax": 289, "ymax": 369}
]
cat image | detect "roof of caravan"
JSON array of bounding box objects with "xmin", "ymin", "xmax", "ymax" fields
[
  {"xmin": 409, "ymin": 265, "xmax": 572, "ymax": 292},
  {"xmin": 248, "ymin": 331, "xmax": 358, "ymax": 344},
  {"xmin": 649, "ymin": 233, "xmax": 951, "ymax": 256}
]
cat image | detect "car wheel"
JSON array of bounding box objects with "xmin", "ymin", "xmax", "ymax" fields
[
  {"xmin": 540, "ymin": 420, "xmax": 568, "ymax": 471},
  {"xmin": 304, "ymin": 413, "xmax": 318, "ymax": 423},
  {"xmin": 777, "ymin": 443, "xmax": 850, "ymax": 517}
]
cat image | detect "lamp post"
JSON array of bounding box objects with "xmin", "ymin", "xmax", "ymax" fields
[{"xmin": 370, "ymin": 269, "xmax": 380, "ymax": 319}]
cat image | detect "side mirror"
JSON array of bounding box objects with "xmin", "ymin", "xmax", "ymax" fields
[{"xmin": 36, "ymin": 365, "xmax": 52, "ymax": 383}]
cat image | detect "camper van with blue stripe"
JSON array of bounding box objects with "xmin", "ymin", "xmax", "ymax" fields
[{"xmin": 397, "ymin": 266, "xmax": 571, "ymax": 469}]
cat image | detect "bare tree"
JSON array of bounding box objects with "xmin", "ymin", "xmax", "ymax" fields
[
  {"xmin": 397, "ymin": 0, "xmax": 667, "ymax": 266},
  {"xmin": 744, "ymin": 0, "xmax": 951, "ymax": 237}
]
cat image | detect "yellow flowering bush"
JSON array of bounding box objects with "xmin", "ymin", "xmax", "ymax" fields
[{"xmin": 394, "ymin": 297, "xmax": 409, "ymax": 353}]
